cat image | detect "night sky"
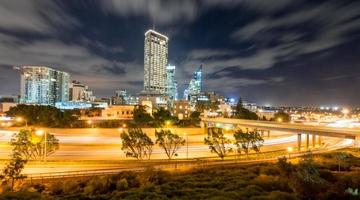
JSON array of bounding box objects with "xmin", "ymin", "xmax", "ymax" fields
[{"xmin": 0, "ymin": 0, "xmax": 359, "ymax": 106}]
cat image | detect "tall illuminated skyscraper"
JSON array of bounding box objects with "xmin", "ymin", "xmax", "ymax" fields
[
  {"xmin": 166, "ymin": 65, "xmax": 178, "ymax": 101},
  {"xmin": 18, "ymin": 66, "xmax": 70, "ymax": 105},
  {"xmin": 186, "ymin": 64, "xmax": 203, "ymax": 98},
  {"xmin": 144, "ymin": 29, "xmax": 169, "ymax": 94}
]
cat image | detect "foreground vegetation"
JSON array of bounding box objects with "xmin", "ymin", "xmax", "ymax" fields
[{"xmin": 1, "ymin": 150, "xmax": 360, "ymax": 200}]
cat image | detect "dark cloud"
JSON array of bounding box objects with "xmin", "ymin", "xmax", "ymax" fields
[
  {"xmin": 0, "ymin": 0, "xmax": 359, "ymax": 106},
  {"xmin": 100, "ymin": 0, "xmax": 198, "ymax": 25},
  {"xmin": 101, "ymin": 65, "xmax": 126, "ymax": 75}
]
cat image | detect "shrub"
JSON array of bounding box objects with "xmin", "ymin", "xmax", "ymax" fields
[
  {"xmin": 116, "ymin": 178, "xmax": 129, "ymax": 191},
  {"xmin": 267, "ymin": 191, "xmax": 298, "ymax": 200},
  {"xmin": 145, "ymin": 169, "xmax": 168, "ymax": 185},
  {"xmin": 83, "ymin": 176, "xmax": 109, "ymax": 195},
  {"xmin": 0, "ymin": 191, "xmax": 42, "ymax": 200},
  {"xmin": 49, "ymin": 181, "xmax": 63, "ymax": 195},
  {"xmin": 62, "ymin": 180, "xmax": 79, "ymax": 194},
  {"xmin": 32, "ymin": 183, "xmax": 45, "ymax": 193}
]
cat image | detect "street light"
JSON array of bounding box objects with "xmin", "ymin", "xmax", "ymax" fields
[
  {"xmin": 87, "ymin": 120, "xmax": 93, "ymax": 128},
  {"xmin": 342, "ymin": 108, "xmax": 349, "ymax": 118},
  {"xmin": 184, "ymin": 132, "xmax": 189, "ymax": 159},
  {"xmin": 287, "ymin": 147, "xmax": 293, "ymax": 159},
  {"xmin": 16, "ymin": 117, "xmax": 27, "ymax": 127},
  {"xmin": 35, "ymin": 129, "xmax": 47, "ymax": 162},
  {"xmin": 277, "ymin": 118, "xmax": 283, "ymax": 123},
  {"xmin": 166, "ymin": 120, "xmax": 171, "ymax": 129}
]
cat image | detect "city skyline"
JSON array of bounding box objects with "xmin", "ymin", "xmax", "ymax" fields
[{"xmin": 0, "ymin": 1, "xmax": 360, "ymax": 106}]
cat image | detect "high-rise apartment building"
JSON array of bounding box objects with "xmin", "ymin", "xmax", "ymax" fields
[
  {"xmin": 166, "ymin": 65, "xmax": 178, "ymax": 101},
  {"xmin": 69, "ymin": 80, "xmax": 95, "ymax": 102},
  {"xmin": 144, "ymin": 29, "xmax": 169, "ymax": 94},
  {"xmin": 18, "ymin": 66, "xmax": 70, "ymax": 105}
]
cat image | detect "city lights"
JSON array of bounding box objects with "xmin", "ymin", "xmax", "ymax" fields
[{"xmin": 0, "ymin": 1, "xmax": 358, "ymax": 199}]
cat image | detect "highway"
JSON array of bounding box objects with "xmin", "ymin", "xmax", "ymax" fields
[
  {"xmin": 202, "ymin": 117, "xmax": 360, "ymax": 139},
  {"xmin": 1, "ymin": 128, "xmax": 300, "ymax": 160},
  {"xmin": 0, "ymin": 127, "xmax": 353, "ymax": 174}
]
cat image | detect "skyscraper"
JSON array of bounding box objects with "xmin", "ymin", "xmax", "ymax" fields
[
  {"xmin": 18, "ymin": 66, "xmax": 70, "ymax": 105},
  {"xmin": 186, "ymin": 64, "xmax": 203, "ymax": 98},
  {"xmin": 144, "ymin": 29, "xmax": 169, "ymax": 94},
  {"xmin": 185, "ymin": 65, "xmax": 203, "ymax": 107},
  {"xmin": 166, "ymin": 65, "xmax": 178, "ymax": 101}
]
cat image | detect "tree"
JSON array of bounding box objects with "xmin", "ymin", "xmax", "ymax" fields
[
  {"xmin": 292, "ymin": 152, "xmax": 325, "ymax": 199},
  {"xmin": 195, "ymin": 101, "xmax": 219, "ymax": 113},
  {"xmin": 204, "ymin": 128, "xmax": 232, "ymax": 160},
  {"xmin": 274, "ymin": 111, "xmax": 291, "ymax": 122},
  {"xmin": 10, "ymin": 129, "xmax": 59, "ymax": 160},
  {"xmin": 133, "ymin": 105, "xmax": 153, "ymax": 126},
  {"xmin": 277, "ymin": 157, "xmax": 294, "ymax": 179},
  {"xmin": 0, "ymin": 151, "xmax": 27, "ymax": 191},
  {"xmin": 189, "ymin": 111, "xmax": 201, "ymax": 125},
  {"xmin": 333, "ymin": 152, "xmax": 348, "ymax": 172},
  {"xmin": 120, "ymin": 128, "xmax": 154, "ymax": 160},
  {"xmin": 155, "ymin": 129, "xmax": 185, "ymax": 160},
  {"xmin": 153, "ymin": 107, "xmax": 175, "ymax": 128},
  {"xmin": 251, "ymin": 131, "xmax": 264, "ymax": 155},
  {"xmin": 233, "ymin": 98, "xmax": 258, "ymax": 120},
  {"xmin": 233, "ymin": 129, "xmax": 264, "ymax": 158},
  {"xmin": 6, "ymin": 104, "xmax": 79, "ymax": 127}
]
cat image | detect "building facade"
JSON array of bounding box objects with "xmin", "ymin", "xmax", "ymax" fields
[
  {"xmin": 166, "ymin": 65, "xmax": 178, "ymax": 101},
  {"xmin": 184, "ymin": 65, "xmax": 203, "ymax": 108},
  {"xmin": 187, "ymin": 64, "xmax": 203, "ymax": 97},
  {"xmin": 101, "ymin": 105, "xmax": 135, "ymax": 119},
  {"xmin": 19, "ymin": 66, "xmax": 69, "ymax": 105},
  {"xmin": 0, "ymin": 102, "xmax": 18, "ymax": 113},
  {"xmin": 69, "ymin": 81, "xmax": 95, "ymax": 102},
  {"xmin": 113, "ymin": 90, "xmax": 129, "ymax": 105},
  {"xmin": 144, "ymin": 29, "xmax": 169, "ymax": 94},
  {"xmin": 0, "ymin": 95, "xmax": 19, "ymax": 103},
  {"xmin": 185, "ymin": 65, "xmax": 203, "ymax": 107},
  {"xmin": 173, "ymin": 100, "xmax": 191, "ymax": 120}
]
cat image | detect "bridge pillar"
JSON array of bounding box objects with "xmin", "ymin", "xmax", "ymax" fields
[
  {"xmin": 312, "ymin": 133, "xmax": 316, "ymax": 147},
  {"xmin": 306, "ymin": 133, "xmax": 310, "ymax": 150},
  {"xmin": 297, "ymin": 133, "xmax": 302, "ymax": 151},
  {"xmin": 260, "ymin": 130, "xmax": 264, "ymax": 137},
  {"xmin": 267, "ymin": 130, "xmax": 270, "ymax": 138}
]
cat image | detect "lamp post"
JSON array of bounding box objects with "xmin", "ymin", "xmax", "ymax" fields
[
  {"xmin": 186, "ymin": 134, "xmax": 189, "ymax": 160},
  {"xmin": 36, "ymin": 129, "xmax": 47, "ymax": 162},
  {"xmin": 287, "ymin": 147, "xmax": 293, "ymax": 159}
]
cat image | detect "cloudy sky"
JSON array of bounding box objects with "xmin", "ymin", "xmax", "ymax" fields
[{"xmin": 0, "ymin": 0, "xmax": 359, "ymax": 106}]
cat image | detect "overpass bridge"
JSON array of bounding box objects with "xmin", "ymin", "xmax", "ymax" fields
[{"xmin": 201, "ymin": 118, "xmax": 360, "ymax": 151}]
